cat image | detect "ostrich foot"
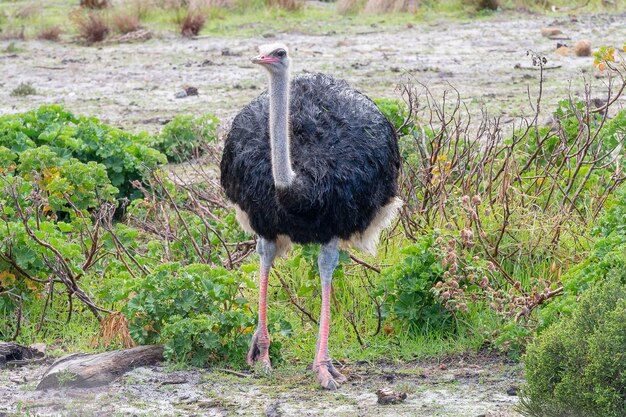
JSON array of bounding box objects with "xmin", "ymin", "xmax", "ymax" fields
[
  {"xmin": 247, "ymin": 330, "xmax": 272, "ymax": 374},
  {"xmin": 315, "ymin": 361, "xmax": 347, "ymax": 390}
]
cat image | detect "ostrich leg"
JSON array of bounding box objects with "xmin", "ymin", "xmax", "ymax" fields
[
  {"xmin": 247, "ymin": 238, "xmax": 276, "ymax": 372},
  {"xmin": 313, "ymin": 238, "xmax": 348, "ymax": 390}
]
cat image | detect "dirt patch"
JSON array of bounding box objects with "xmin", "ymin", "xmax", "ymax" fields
[
  {"xmin": 1, "ymin": 353, "xmax": 522, "ymax": 416},
  {"xmin": 1, "ymin": 11, "xmax": 625, "ymax": 133}
]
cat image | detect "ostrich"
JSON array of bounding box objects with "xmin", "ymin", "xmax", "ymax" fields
[{"xmin": 220, "ymin": 43, "xmax": 402, "ymax": 390}]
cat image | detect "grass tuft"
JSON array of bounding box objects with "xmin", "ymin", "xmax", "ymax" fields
[
  {"xmin": 112, "ymin": 11, "xmax": 141, "ymax": 34},
  {"xmin": 266, "ymin": 0, "xmax": 303, "ymax": 11},
  {"xmin": 10, "ymin": 82, "xmax": 37, "ymax": 97},
  {"xmin": 180, "ymin": 10, "xmax": 207, "ymax": 37},
  {"xmin": 37, "ymin": 26, "xmax": 62, "ymax": 41},
  {"xmin": 74, "ymin": 12, "xmax": 110, "ymax": 43},
  {"xmin": 80, "ymin": 0, "xmax": 110, "ymax": 9}
]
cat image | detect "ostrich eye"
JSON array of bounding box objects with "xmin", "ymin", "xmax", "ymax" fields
[{"xmin": 275, "ymin": 49, "xmax": 286, "ymax": 58}]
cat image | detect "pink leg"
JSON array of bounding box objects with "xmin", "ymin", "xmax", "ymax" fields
[
  {"xmin": 313, "ymin": 239, "xmax": 347, "ymax": 390},
  {"xmin": 247, "ymin": 239, "xmax": 276, "ymax": 373}
]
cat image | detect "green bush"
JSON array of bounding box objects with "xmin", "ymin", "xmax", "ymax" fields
[
  {"xmin": 377, "ymin": 235, "xmax": 453, "ymax": 333},
  {"xmin": 0, "ymin": 105, "xmax": 166, "ymax": 200},
  {"xmin": 374, "ymin": 98, "xmax": 412, "ymax": 136},
  {"xmin": 124, "ymin": 263, "xmax": 256, "ymax": 367},
  {"xmin": 538, "ymin": 187, "xmax": 626, "ymax": 332},
  {"xmin": 520, "ymin": 277, "xmax": 626, "ymax": 417},
  {"xmin": 152, "ymin": 114, "xmax": 219, "ymax": 163}
]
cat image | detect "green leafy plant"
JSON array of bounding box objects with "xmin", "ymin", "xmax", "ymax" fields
[
  {"xmin": 124, "ymin": 263, "xmax": 256, "ymax": 367},
  {"xmin": 377, "ymin": 235, "xmax": 453, "ymax": 334},
  {"xmin": 152, "ymin": 114, "xmax": 219, "ymax": 163},
  {"xmin": 0, "ymin": 105, "xmax": 166, "ymax": 200},
  {"xmin": 374, "ymin": 98, "xmax": 411, "ymax": 136},
  {"xmin": 519, "ymin": 277, "xmax": 626, "ymax": 417}
]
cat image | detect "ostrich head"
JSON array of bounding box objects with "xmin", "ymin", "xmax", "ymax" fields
[{"xmin": 252, "ymin": 43, "xmax": 290, "ymax": 75}]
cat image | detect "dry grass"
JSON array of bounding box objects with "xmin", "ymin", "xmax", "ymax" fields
[
  {"xmin": 37, "ymin": 26, "xmax": 63, "ymax": 41},
  {"xmin": 337, "ymin": 0, "xmax": 361, "ymax": 14},
  {"xmin": 180, "ymin": 9, "xmax": 206, "ymax": 37},
  {"xmin": 364, "ymin": 0, "xmax": 418, "ymax": 13},
  {"xmin": 112, "ymin": 11, "xmax": 141, "ymax": 34},
  {"xmin": 130, "ymin": 0, "xmax": 156, "ymax": 18},
  {"xmin": 80, "ymin": 0, "xmax": 110, "ymax": 9},
  {"xmin": 0, "ymin": 26, "xmax": 25, "ymax": 41},
  {"xmin": 94, "ymin": 312, "xmax": 135, "ymax": 349},
  {"xmin": 74, "ymin": 12, "xmax": 110, "ymax": 43},
  {"xmin": 13, "ymin": 4, "xmax": 38, "ymax": 19},
  {"xmin": 266, "ymin": 0, "xmax": 303, "ymax": 11}
]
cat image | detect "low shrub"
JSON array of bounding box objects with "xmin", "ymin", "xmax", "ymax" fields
[
  {"xmin": 124, "ymin": 263, "xmax": 256, "ymax": 366},
  {"xmin": 0, "ymin": 105, "xmax": 166, "ymax": 200},
  {"xmin": 152, "ymin": 114, "xmax": 219, "ymax": 162},
  {"xmin": 377, "ymin": 235, "xmax": 453, "ymax": 334},
  {"xmin": 520, "ymin": 277, "xmax": 626, "ymax": 417}
]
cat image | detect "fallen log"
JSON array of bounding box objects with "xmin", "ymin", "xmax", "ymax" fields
[
  {"xmin": 37, "ymin": 345, "xmax": 164, "ymax": 390},
  {"xmin": 0, "ymin": 342, "xmax": 45, "ymax": 368}
]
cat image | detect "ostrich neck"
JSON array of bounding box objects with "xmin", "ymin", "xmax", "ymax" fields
[{"xmin": 268, "ymin": 71, "xmax": 295, "ymax": 189}]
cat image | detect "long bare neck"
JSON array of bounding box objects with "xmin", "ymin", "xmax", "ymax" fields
[{"xmin": 268, "ymin": 70, "xmax": 295, "ymax": 188}]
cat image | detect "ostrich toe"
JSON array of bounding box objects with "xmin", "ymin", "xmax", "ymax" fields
[
  {"xmin": 315, "ymin": 362, "xmax": 346, "ymax": 390},
  {"xmin": 247, "ymin": 329, "xmax": 272, "ymax": 373}
]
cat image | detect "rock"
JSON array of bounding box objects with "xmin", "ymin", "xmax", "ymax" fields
[
  {"xmin": 184, "ymin": 86, "xmax": 198, "ymax": 96},
  {"xmin": 574, "ymin": 40, "xmax": 591, "ymax": 57},
  {"xmin": 221, "ymin": 48, "xmax": 241, "ymax": 57},
  {"xmin": 507, "ymin": 385, "xmax": 519, "ymax": 396},
  {"xmin": 556, "ymin": 46, "xmax": 569, "ymax": 56},
  {"xmin": 265, "ymin": 400, "xmax": 282, "ymax": 417},
  {"xmin": 175, "ymin": 91, "xmax": 188, "ymax": 99},
  {"xmin": 541, "ymin": 27, "xmax": 563, "ymax": 37},
  {"xmin": 376, "ymin": 387, "xmax": 408, "ymax": 405}
]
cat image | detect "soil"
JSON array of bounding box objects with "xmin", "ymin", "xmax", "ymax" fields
[
  {"xmin": 2, "ymin": 8, "xmax": 625, "ymax": 134},
  {"xmin": 1, "ymin": 352, "xmax": 522, "ymax": 416}
]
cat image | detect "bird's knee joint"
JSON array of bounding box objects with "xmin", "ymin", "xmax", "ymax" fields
[
  {"xmin": 257, "ymin": 239, "xmax": 277, "ymax": 266},
  {"xmin": 318, "ymin": 241, "xmax": 339, "ymax": 281}
]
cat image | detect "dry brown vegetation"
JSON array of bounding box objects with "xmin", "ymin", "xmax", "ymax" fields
[
  {"xmin": 80, "ymin": 0, "xmax": 110, "ymax": 9},
  {"xmin": 112, "ymin": 11, "xmax": 141, "ymax": 34},
  {"xmin": 74, "ymin": 12, "xmax": 110, "ymax": 43},
  {"xmin": 337, "ymin": 0, "xmax": 361, "ymax": 15},
  {"xmin": 0, "ymin": 26, "xmax": 25, "ymax": 41},
  {"xmin": 180, "ymin": 10, "xmax": 207, "ymax": 37},
  {"xmin": 36, "ymin": 26, "xmax": 63, "ymax": 41},
  {"xmin": 364, "ymin": 0, "xmax": 419, "ymax": 13},
  {"xmin": 266, "ymin": 0, "xmax": 303, "ymax": 11}
]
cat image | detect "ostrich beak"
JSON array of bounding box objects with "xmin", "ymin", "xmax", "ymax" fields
[{"xmin": 252, "ymin": 55, "xmax": 279, "ymax": 65}]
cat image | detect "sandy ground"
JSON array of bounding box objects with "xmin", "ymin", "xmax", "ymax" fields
[
  {"xmin": 1, "ymin": 352, "xmax": 522, "ymax": 416},
  {"xmin": 1, "ymin": 9, "xmax": 625, "ymax": 134}
]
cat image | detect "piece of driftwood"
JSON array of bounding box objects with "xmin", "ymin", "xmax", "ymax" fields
[
  {"xmin": 0, "ymin": 342, "xmax": 45, "ymax": 368},
  {"xmin": 37, "ymin": 345, "xmax": 164, "ymax": 390}
]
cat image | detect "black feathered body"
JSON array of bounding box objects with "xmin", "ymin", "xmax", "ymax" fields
[{"xmin": 220, "ymin": 73, "xmax": 401, "ymax": 246}]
